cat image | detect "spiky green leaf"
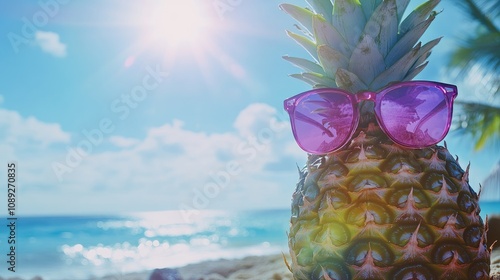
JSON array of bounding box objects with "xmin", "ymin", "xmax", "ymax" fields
[
  {"xmin": 312, "ymin": 15, "xmax": 351, "ymax": 57},
  {"xmin": 335, "ymin": 68, "xmax": 367, "ymax": 92},
  {"xmin": 361, "ymin": 0, "xmax": 383, "ymax": 21},
  {"xmin": 396, "ymin": 0, "xmax": 411, "ymax": 23},
  {"xmin": 313, "ymin": 16, "xmax": 351, "ymax": 56},
  {"xmin": 400, "ymin": 0, "xmax": 440, "ymax": 35},
  {"xmin": 283, "ymin": 56, "xmax": 326, "ymax": 74},
  {"xmin": 385, "ymin": 15, "xmax": 436, "ymax": 66},
  {"xmin": 280, "ymin": 4, "xmax": 315, "ymax": 36},
  {"xmin": 332, "ymin": 0, "xmax": 366, "ymax": 49},
  {"xmin": 363, "ymin": 0, "xmax": 399, "ymax": 56},
  {"xmin": 405, "ymin": 61, "xmax": 428, "ymax": 80},
  {"xmin": 302, "ymin": 72, "xmax": 337, "ymax": 88},
  {"xmin": 282, "ymin": 0, "xmax": 441, "ymax": 89},
  {"xmin": 409, "ymin": 37, "xmax": 441, "ymax": 72},
  {"xmin": 371, "ymin": 43, "xmax": 421, "ymax": 89},
  {"xmin": 348, "ymin": 34, "xmax": 386, "ymax": 85},
  {"xmin": 290, "ymin": 73, "xmax": 318, "ymax": 87},
  {"xmin": 411, "ymin": 51, "xmax": 431, "ymax": 72},
  {"xmin": 417, "ymin": 37, "xmax": 441, "ymax": 58},
  {"xmin": 286, "ymin": 31, "xmax": 319, "ymax": 62},
  {"xmin": 317, "ymin": 44, "xmax": 349, "ymax": 77},
  {"xmin": 305, "ymin": 0, "xmax": 333, "ymax": 22}
]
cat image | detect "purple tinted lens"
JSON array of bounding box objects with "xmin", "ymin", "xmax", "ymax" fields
[
  {"xmin": 291, "ymin": 92, "xmax": 355, "ymax": 154},
  {"xmin": 378, "ymin": 85, "xmax": 450, "ymax": 148}
]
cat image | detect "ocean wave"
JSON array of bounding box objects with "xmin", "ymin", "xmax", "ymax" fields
[{"xmin": 57, "ymin": 239, "xmax": 284, "ymax": 279}]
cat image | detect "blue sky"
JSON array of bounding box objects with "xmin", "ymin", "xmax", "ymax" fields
[{"xmin": 0, "ymin": 0, "xmax": 497, "ymax": 216}]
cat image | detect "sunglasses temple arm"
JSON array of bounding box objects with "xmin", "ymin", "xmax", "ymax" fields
[
  {"xmin": 293, "ymin": 111, "xmax": 335, "ymax": 137},
  {"xmin": 414, "ymin": 99, "xmax": 447, "ymax": 132}
]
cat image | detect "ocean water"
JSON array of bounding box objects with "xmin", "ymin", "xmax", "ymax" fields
[
  {"xmin": 1, "ymin": 209, "xmax": 290, "ymax": 280},
  {"xmin": 1, "ymin": 203, "xmax": 499, "ymax": 280}
]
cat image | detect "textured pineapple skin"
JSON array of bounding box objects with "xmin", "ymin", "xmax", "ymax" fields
[{"xmin": 288, "ymin": 123, "xmax": 491, "ymax": 280}]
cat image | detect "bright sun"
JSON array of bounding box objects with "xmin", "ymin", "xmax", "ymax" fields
[
  {"xmin": 126, "ymin": 0, "xmax": 247, "ymax": 87},
  {"xmin": 140, "ymin": 0, "xmax": 213, "ymax": 49}
]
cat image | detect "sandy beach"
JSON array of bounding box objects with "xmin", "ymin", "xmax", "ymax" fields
[
  {"xmin": 101, "ymin": 251, "xmax": 500, "ymax": 280},
  {"xmin": 2, "ymin": 250, "xmax": 499, "ymax": 280},
  {"xmin": 489, "ymin": 215, "xmax": 500, "ymax": 280},
  {"xmin": 493, "ymin": 250, "xmax": 500, "ymax": 280},
  {"xmin": 101, "ymin": 252, "xmax": 500, "ymax": 280},
  {"xmin": 92, "ymin": 254, "xmax": 293, "ymax": 280},
  {"xmin": 0, "ymin": 254, "xmax": 292, "ymax": 280},
  {"xmin": 2, "ymin": 250, "xmax": 496, "ymax": 280}
]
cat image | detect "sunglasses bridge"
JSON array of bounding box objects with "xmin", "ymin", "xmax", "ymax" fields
[{"xmin": 354, "ymin": 91, "xmax": 377, "ymax": 103}]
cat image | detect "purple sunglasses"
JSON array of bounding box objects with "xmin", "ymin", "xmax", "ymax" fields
[{"xmin": 284, "ymin": 81, "xmax": 458, "ymax": 155}]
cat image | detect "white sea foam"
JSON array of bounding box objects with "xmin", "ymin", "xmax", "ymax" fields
[{"xmin": 60, "ymin": 239, "xmax": 283, "ymax": 278}]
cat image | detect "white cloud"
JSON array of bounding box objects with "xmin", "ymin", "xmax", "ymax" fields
[
  {"xmin": 109, "ymin": 136, "xmax": 140, "ymax": 148},
  {"xmin": 0, "ymin": 109, "xmax": 70, "ymax": 146},
  {"xmin": 0, "ymin": 109, "xmax": 72, "ymax": 198},
  {"xmin": 234, "ymin": 103, "xmax": 280, "ymax": 138},
  {"xmin": 48, "ymin": 103, "xmax": 301, "ymax": 214},
  {"xmin": 0, "ymin": 103, "xmax": 305, "ymax": 215},
  {"xmin": 35, "ymin": 31, "xmax": 67, "ymax": 57}
]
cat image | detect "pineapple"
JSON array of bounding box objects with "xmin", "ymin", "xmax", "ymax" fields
[{"xmin": 280, "ymin": 0, "xmax": 491, "ymax": 279}]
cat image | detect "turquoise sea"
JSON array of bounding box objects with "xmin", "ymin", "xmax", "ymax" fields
[{"xmin": 1, "ymin": 203, "xmax": 499, "ymax": 280}]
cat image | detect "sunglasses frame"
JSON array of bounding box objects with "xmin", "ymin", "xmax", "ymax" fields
[{"xmin": 284, "ymin": 81, "xmax": 458, "ymax": 154}]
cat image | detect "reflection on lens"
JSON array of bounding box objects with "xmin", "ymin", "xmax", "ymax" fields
[
  {"xmin": 379, "ymin": 85, "xmax": 449, "ymax": 147},
  {"xmin": 293, "ymin": 92, "xmax": 355, "ymax": 153}
]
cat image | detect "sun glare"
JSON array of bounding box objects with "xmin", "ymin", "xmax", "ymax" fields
[
  {"xmin": 125, "ymin": 0, "xmax": 250, "ymax": 90},
  {"xmin": 141, "ymin": 0, "xmax": 212, "ymax": 49}
]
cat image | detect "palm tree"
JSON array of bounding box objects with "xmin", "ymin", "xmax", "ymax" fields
[
  {"xmin": 449, "ymin": 0, "xmax": 500, "ymax": 149},
  {"xmin": 448, "ymin": 0, "xmax": 500, "ymax": 200}
]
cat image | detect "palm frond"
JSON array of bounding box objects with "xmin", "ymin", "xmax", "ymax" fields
[
  {"xmin": 450, "ymin": 32, "xmax": 500, "ymax": 95},
  {"xmin": 448, "ymin": 0, "xmax": 500, "ymax": 96},
  {"xmin": 453, "ymin": 100, "xmax": 500, "ymax": 150},
  {"xmin": 455, "ymin": 0, "xmax": 500, "ymax": 33},
  {"xmin": 450, "ymin": 33, "xmax": 500, "ymax": 70},
  {"xmin": 448, "ymin": 0, "xmax": 500, "ymax": 150}
]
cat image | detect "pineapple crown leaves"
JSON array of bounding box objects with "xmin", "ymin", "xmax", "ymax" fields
[{"xmin": 280, "ymin": 0, "xmax": 441, "ymax": 92}]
